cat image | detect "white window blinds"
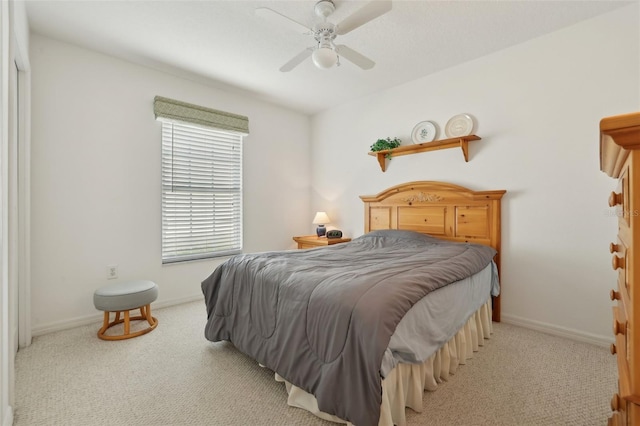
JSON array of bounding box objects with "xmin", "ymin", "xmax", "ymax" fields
[{"xmin": 161, "ymin": 121, "xmax": 243, "ymax": 263}]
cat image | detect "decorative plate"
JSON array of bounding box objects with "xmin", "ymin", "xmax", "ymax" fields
[
  {"xmin": 445, "ymin": 114, "xmax": 474, "ymax": 138},
  {"xmin": 411, "ymin": 121, "xmax": 438, "ymax": 144}
]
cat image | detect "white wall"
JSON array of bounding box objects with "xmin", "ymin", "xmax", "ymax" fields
[
  {"xmin": 310, "ymin": 4, "xmax": 640, "ymax": 344},
  {"xmin": 29, "ymin": 35, "xmax": 311, "ymax": 333},
  {"xmin": 26, "ymin": 2, "xmax": 640, "ymax": 343}
]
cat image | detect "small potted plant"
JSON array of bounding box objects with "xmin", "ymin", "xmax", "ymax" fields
[{"xmin": 370, "ymin": 137, "xmax": 402, "ymax": 159}]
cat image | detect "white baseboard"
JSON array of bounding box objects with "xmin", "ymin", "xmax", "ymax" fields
[
  {"xmin": 31, "ymin": 297, "xmax": 614, "ymax": 348},
  {"xmin": 501, "ymin": 313, "xmax": 613, "ymax": 348},
  {"xmin": 3, "ymin": 406, "xmax": 13, "ymax": 426},
  {"xmin": 31, "ymin": 294, "xmax": 203, "ymax": 337}
]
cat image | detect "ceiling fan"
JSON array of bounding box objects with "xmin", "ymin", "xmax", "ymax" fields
[{"xmin": 256, "ymin": 0, "xmax": 392, "ymax": 72}]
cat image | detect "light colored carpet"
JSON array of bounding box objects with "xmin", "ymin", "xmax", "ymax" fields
[{"xmin": 14, "ymin": 301, "xmax": 616, "ymax": 425}]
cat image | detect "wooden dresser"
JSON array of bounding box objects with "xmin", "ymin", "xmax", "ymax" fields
[{"xmin": 600, "ymin": 112, "xmax": 640, "ymax": 425}]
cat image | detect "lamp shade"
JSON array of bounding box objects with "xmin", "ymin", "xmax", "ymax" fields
[
  {"xmin": 312, "ymin": 48, "xmax": 338, "ymax": 69},
  {"xmin": 312, "ymin": 211, "xmax": 331, "ymax": 225}
]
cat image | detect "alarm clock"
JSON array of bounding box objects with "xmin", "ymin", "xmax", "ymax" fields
[{"xmin": 326, "ymin": 230, "xmax": 343, "ymax": 239}]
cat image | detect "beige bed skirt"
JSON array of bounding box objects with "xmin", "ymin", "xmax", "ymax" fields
[{"xmin": 274, "ymin": 299, "xmax": 494, "ymax": 426}]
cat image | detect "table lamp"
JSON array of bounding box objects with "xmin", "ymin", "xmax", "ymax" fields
[{"xmin": 312, "ymin": 211, "xmax": 331, "ymax": 237}]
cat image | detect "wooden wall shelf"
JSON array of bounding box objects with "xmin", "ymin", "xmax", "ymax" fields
[{"xmin": 368, "ymin": 135, "xmax": 481, "ymax": 172}]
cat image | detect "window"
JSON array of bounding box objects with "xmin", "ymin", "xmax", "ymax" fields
[{"xmin": 154, "ymin": 96, "xmax": 249, "ymax": 264}]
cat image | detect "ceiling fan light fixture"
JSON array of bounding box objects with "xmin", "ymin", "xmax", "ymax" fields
[
  {"xmin": 256, "ymin": 0, "xmax": 390, "ymax": 72},
  {"xmin": 312, "ymin": 47, "xmax": 338, "ymax": 69}
]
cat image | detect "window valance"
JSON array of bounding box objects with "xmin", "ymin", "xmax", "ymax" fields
[{"xmin": 153, "ymin": 96, "xmax": 249, "ymax": 135}]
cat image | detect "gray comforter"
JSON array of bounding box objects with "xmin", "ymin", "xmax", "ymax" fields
[{"xmin": 202, "ymin": 230, "xmax": 496, "ymax": 426}]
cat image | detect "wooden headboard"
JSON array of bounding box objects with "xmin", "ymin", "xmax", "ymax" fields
[{"xmin": 360, "ymin": 181, "xmax": 506, "ymax": 321}]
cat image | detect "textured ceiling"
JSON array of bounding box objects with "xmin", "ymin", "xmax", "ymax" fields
[{"xmin": 25, "ymin": 0, "xmax": 631, "ymax": 115}]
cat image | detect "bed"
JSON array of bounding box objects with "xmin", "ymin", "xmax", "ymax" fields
[{"xmin": 202, "ymin": 181, "xmax": 506, "ymax": 426}]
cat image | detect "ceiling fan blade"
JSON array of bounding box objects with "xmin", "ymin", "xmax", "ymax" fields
[
  {"xmin": 336, "ymin": 45, "xmax": 375, "ymax": 70},
  {"xmin": 336, "ymin": 0, "xmax": 392, "ymax": 35},
  {"xmin": 279, "ymin": 47, "xmax": 314, "ymax": 72},
  {"xmin": 255, "ymin": 7, "xmax": 311, "ymax": 35}
]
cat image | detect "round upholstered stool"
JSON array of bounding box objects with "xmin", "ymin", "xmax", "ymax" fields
[{"xmin": 93, "ymin": 280, "xmax": 158, "ymax": 341}]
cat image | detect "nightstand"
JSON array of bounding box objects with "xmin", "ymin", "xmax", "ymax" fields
[{"xmin": 292, "ymin": 235, "xmax": 351, "ymax": 249}]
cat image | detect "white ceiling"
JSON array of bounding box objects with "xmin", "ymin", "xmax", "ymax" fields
[{"xmin": 25, "ymin": 0, "xmax": 631, "ymax": 115}]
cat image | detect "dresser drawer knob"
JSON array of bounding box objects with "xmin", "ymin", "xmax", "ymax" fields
[
  {"xmin": 610, "ymin": 289, "xmax": 621, "ymax": 301},
  {"xmin": 613, "ymin": 319, "xmax": 626, "ymax": 335},
  {"xmin": 611, "ymin": 393, "xmax": 621, "ymax": 411},
  {"xmin": 609, "ymin": 191, "xmax": 623, "ymax": 207},
  {"xmin": 610, "ymin": 243, "xmax": 620, "ymax": 254},
  {"xmin": 612, "ymin": 255, "xmax": 625, "ymax": 270},
  {"xmin": 610, "ymin": 343, "xmax": 617, "ymax": 355}
]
